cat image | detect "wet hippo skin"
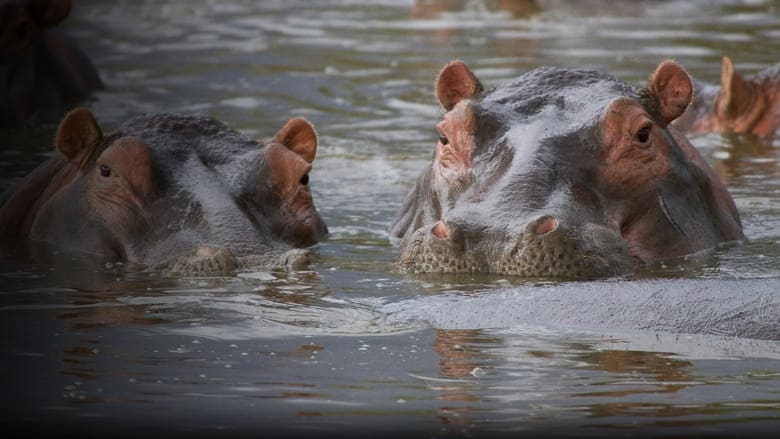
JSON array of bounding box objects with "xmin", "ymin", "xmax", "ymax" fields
[
  {"xmin": 673, "ymin": 56, "xmax": 780, "ymax": 139},
  {"xmin": 385, "ymin": 277, "xmax": 780, "ymax": 341},
  {"xmin": 0, "ymin": 107, "xmax": 328, "ymax": 275},
  {"xmin": 0, "ymin": 0, "xmax": 103, "ymax": 127},
  {"xmin": 389, "ymin": 60, "xmax": 744, "ymax": 279}
]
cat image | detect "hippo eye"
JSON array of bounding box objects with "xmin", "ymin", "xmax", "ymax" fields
[
  {"xmin": 438, "ymin": 132, "xmax": 449, "ymax": 146},
  {"xmin": 300, "ymin": 173, "xmax": 309, "ymax": 186},
  {"xmin": 636, "ymin": 125, "xmax": 652, "ymax": 144},
  {"xmin": 99, "ymin": 164, "xmax": 111, "ymax": 177}
]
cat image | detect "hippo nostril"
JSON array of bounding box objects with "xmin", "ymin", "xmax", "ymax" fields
[
  {"xmin": 535, "ymin": 216, "xmax": 559, "ymax": 236},
  {"xmin": 432, "ymin": 221, "xmax": 449, "ymax": 239}
]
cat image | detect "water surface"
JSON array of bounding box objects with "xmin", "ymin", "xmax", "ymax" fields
[{"xmin": 2, "ymin": 1, "xmax": 780, "ymax": 437}]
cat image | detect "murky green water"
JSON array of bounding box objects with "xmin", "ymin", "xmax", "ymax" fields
[{"xmin": 2, "ymin": 1, "xmax": 780, "ymax": 437}]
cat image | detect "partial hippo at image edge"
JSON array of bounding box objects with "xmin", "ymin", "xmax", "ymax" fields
[
  {"xmin": 673, "ymin": 56, "xmax": 780, "ymax": 139},
  {"xmin": 0, "ymin": 0, "xmax": 103, "ymax": 128}
]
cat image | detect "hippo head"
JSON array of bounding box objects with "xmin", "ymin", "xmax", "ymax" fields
[
  {"xmin": 675, "ymin": 56, "xmax": 780, "ymax": 138},
  {"xmin": 7, "ymin": 107, "xmax": 327, "ymax": 274},
  {"xmin": 0, "ymin": 0, "xmax": 71, "ymax": 61},
  {"xmin": 1, "ymin": 0, "xmax": 102, "ymax": 126},
  {"xmin": 389, "ymin": 60, "xmax": 744, "ymax": 279}
]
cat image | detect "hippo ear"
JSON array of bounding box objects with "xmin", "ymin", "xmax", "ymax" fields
[
  {"xmin": 436, "ymin": 60, "xmax": 484, "ymax": 111},
  {"xmin": 28, "ymin": 0, "xmax": 72, "ymax": 28},
  {"xmin": 644, "ymin": 60, "xmax": 693, "ymax": 125},
  {"xmin": 273, "ymin": 117, "xmax": 318, "ymax": 163},
  {"xmin": 55, "ymin": 107, "xmax": 103, "ymax": 162},
  {"xmin": 717, "ymin": 56, "xmax": 755, "ymax": 118}
]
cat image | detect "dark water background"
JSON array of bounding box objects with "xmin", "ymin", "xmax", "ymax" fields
[{"xmin": 1, "ymin": 1, "xmax": 780, "ymax": 437}]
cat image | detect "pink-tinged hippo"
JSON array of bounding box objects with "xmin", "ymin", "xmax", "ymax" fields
[
  {"xmin": 389, "ymin": 60, "xmax": 744, "ymax": 279},
  {"xmin": 0, "ymin": 107, "xmax": 328, "ymax": 274},
  {"xmin": 0, "ymin": 0, "xmax": 102, "ymax": 127},
  {"xmin": 673, "ymin": 56, "xmax": 780, "ymax": 138}
]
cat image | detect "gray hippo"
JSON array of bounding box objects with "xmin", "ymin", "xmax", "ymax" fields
[
  {"xmin": 0, "ymin": 0, "xmax": 102, "ymax": 127},
  {"xmin": 672, "ymin": 56, "xmax": 780, "ymax": 139},
  {"xmin": 389, "ymin": 60, "xmax": 744, "ymax": 279},
  {"xmin": 0, "ymin": 107, "xmax": 328, "ymax": 274}
]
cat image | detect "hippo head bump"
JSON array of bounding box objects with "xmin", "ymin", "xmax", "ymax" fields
[
  {"xmin": 389, "ymin": 60, "xmax": 744, "ymax": 280},
  {"xmin": 0, "ymin": 107, "xmax": 328, "ymax": 275}
]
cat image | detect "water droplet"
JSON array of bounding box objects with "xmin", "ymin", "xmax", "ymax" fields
[{"xmin": 713, "ymin": 151, "xmax": 730, "ymax": 160}]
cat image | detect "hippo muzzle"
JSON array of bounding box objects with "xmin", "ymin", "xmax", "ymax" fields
[{"xmin": 399, "ymin": 215, "xmax": 633, "ymax": 279}]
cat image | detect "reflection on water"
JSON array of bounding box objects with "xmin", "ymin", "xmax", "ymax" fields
[{"xmin": 2, "ymin": 0, "xmax": 780, "ymax": 436}]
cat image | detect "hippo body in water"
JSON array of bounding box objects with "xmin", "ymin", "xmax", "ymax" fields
[
  {"xmin": 0, "ymin": 0, "xmax": 103, "ymax": 127},
  {"xmin": 389, "ymin": 60, "xmax": 744, "ymax": 279},
  {"xmin": 673, "ymin": 56, "xmax": 780, "ymax": 138},
  {"xmin": 0, "ymin": 108, "xmax": 328, "ymax": 274}
]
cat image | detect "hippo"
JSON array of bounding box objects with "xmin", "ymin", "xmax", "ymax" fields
[
  {"xmin": 672, "ymin": 56, "xmax": 780, "ymax": 138},
  {"xmin": 0, "ymin": 0, "xmax": 102, "ymax": 127},
  {"xmin": 389, "ymin": 60, "xmax": 744, "ymax": 279},
  {"xmin": 0, "ymin": 107, "xmax": 328, "ymax": 274}
]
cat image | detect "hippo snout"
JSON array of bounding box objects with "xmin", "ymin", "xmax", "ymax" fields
[
  {"xmin": 399, "ymin": 216, "xmax": 633, "ymax": 280},
  {"xmin": 501, "ymin": 216, "xmax": 633, "ymax": 279}
]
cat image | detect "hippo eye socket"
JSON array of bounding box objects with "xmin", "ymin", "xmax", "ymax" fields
[
  {"xmin": 99, "ymin": 164, "xmax": 111, "ymax": 178},
  {"xmin": 438, "ymin": 132, "xmax": 449, "ymax": 146},
  {"xmin": 300, "ymin": 173, "xmax": 309, "ymax": 186},
  {"xmin": 636, "ymin": 125, "xmax": 652, "ymax": 144}
]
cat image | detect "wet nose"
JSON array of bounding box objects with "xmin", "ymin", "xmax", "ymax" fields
[
  {"xmin": 532, "ymin": 215, "xmax": 559, "ymax": 236},
  {"xmin": 432, "ymin": 221, "xmax": 449, "ymax": 238},
  {"xmin": 433, "ymin": 216, "xmax": 560, "ymax": 240}
]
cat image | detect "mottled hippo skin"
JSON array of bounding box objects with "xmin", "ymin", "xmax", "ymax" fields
[
  {"xmin": 673, "ymin": 56, "xmax": 780, "ymax": 138},
  {"xmin": 389, "ymin": 60, "xmax": 744, "ymax": 279},
  {"xmin": 0, "ymin": 108, "xmax": 328, "ymax": 274},
  {"xmin": 0, "ymin": 0, "xmax": 102, "ymax": 127}
]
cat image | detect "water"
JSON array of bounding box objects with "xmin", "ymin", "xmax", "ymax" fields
[{"xmin": 2, "ymin": 0, "xmax": 780, "ymax": 436}]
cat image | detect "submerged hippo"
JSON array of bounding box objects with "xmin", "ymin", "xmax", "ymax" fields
[
  {"xmin": 0, "ymin": 0, "xmax": 102, "ymax": 127},
  {"xmin": 0, "ymin": 108, "xmax": 328, "ymax": 274},
  {"xmin": 673, "ymin": 56, "xmax": 780, "ymax": 138},
  {"xmin": 389, "ymin": 60, "xmax": 744, "ymax": 279}
]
